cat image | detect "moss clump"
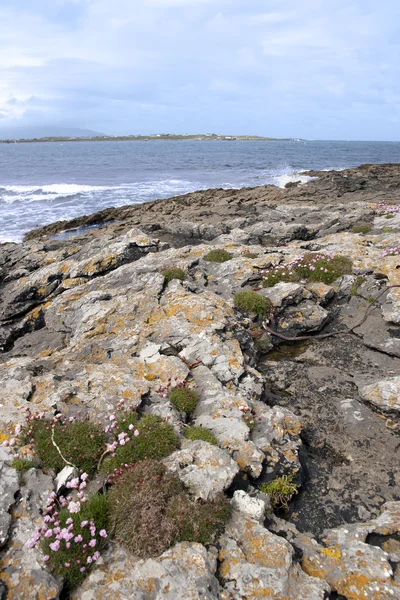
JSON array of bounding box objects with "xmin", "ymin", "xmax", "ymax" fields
[
  {"xmin": 102, "ymin": 414, "xmax": 178, "ymax": 472},
  {"xmin": 108, "ymin": 460, "xmax": 231, "ymax": 558},
  {"xmin": 383, "ymin": 227, "xmax": 392, "ymax": 233},
  {"xmin": 21, "ymin": 418, "xmax": 105, "ymax": 474},
  {"xmin": 168, "ymin": 383, "xmax": 199, "ymax": 416},
  {"xmin": 263, "ymin": 253, "xmax": 353, "ymax": 287},
  {"xmin": 349, "ymin": 276, "xmax": 367, "ymax": 296},
  {"xmin": 234, "ymin": 290, "xmax": 273, "ymax": 318},
  {"xmin": 259, "ymin": 475, "xmax": 299, "ymax": 508},
  {"xmin": 242, "ymin": 252, "xmax": 258, "ymax": 259},
  {"xmin": 11, "ymin": 457, "xmax": 35, "ymax": 473},
  {"xmin": 384, "ymin": 214, "xmax": 394, "ymax": 219},
  {"xmin": 183, "ymin": 426, "xmax": 218, "ymax": 445},
  {"xmin": 41, "ymin": 493, "xmax": 109, "ymax": 590},
  {"xmin": 162, "ymin": 267, "xmax": 186, "ymax": 282},
  {"xmin": 351, "ymin": 223, "xmax": 372, "ymax": 234},
  {"xmin": 203, "ymin": 249, "xmax": 233, "ymax": 263}
]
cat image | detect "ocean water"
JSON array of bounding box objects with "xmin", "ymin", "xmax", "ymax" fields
[{"xmin": 1, "ymin": 139, "xmax": 400, "ymax": 243}]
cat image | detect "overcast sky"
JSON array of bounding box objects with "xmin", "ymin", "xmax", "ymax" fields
[{"xmin": 1, "ymin": 0, "xmax": 399, "ymax": 140}]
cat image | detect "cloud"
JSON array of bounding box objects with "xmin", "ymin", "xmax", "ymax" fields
[{"xmin": 0, "ymin": 0, "xmax": 399, "ymax": 139}]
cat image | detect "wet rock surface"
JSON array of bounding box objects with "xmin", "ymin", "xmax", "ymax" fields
[{"xmin": 0, "ymin": 163, "xmax": 400, "ymax": 598}]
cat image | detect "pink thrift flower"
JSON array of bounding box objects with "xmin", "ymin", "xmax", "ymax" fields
[
  {"xmin": 74, "ymin": 535, "xmax": 83, "ymax": 543},
  {"xmin": 89, "ymin": 539, "xmax": 96, "ymax": 548},
  {"xmin": 93, "ymin": 551, "xmax": 100, "ymax": 561},
  {"xmin": 80, "ymin": 520, "xmax": 89, "ymax": 528},
  {"xmin": 87, "ymin": 556, "xmax": 93, "ymax": 564},
  {"xmin": 44, "ymin": 529, "xmax": 53, "ymax": 538},
  {"xmin": 49, "ymin": 540, "xmax": 60, "ymax": 552},
  {"xmin": 80, "ymin": 567, "xmax": 86, "ymax": 573},
  {"xmin": 43, "ymin": 555, "xmax": 50, "ymax": 562},
  {"xmin": 68, "ymin": 501, "xmax": 81, "ymax": 514},
  {"xmin": 99, "ymin": 529, "xmax": 107, "ymax": 538},
  {"xmin": 134, "ymin": 429, "xmax": 139, "ymax": 437},
  {"xmin": 64, "ymin": 562, "xmax": 70, "ymax": 568}
]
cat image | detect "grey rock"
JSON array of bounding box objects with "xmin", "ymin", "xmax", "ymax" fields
[
  {"xmin": 277, "ymin": 299, "xmax": 329, "ymax": 337},
  {"xmin": 260, "ymin": 282, "xmax": 307, "ymax": 308},
  {"xmin": 231, "ymin": 490, "xmax": 266, "ymax": 523},
  {"xmin": 0, "ymin": 448, "xmax": 19, "ymax": 547},
  {"xmin": 359, "ymin": 376, "xmax": 400, "ymax": 413}
]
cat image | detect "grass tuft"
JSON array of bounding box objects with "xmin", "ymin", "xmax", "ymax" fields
[
  {"xmin": 351, "ymin": 223, "xmax": 372, "ymax": 234},
  {"xmin": 11, "ymin": 457, "xmax": 35, "ymax": 473},
  {"xmin": 162, "ymin": 267, "xmax": 186, "ymax": 282},
  {"xmin": 259, "ymin": 475, "xmax": 299, "ymax": 508},
  {"xmin": 108, "ymin": 460, "xmax": 231, "ymax": 558},
  {"xmin": 183, "ymin": 426, "xmax": 218, "ymax": 446},
  {"xmin": 349, "ymin": 276, "xmax": 367, "ymax": 296},
  {"xmin": 234, "ymin": 290, "xmax": 273, "ymax": 318},
  {"xmin": 203, "ymin": 249, "xmax": 233, "ymax": 263},
  {"xmin": 168, "ymin": 383, "xmax": 199, "ymax": 416}
]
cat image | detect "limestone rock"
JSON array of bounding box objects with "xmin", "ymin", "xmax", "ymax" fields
[
  {"xmin": 72, "ymin": 543, "xmax": 219, "ymax": 600},
  {"xmin": 277, "ymin": 299, "xmax": 329, "ymax": 337},
  {"xmin": 0, "ymin": 448, "xmax": 19, "ymax": 547},
  {"xmin": 382, "ymin": 288, "xmax": 400, "ymax": 324},
  {"xmin": 306, "ymin": 282, "xmax": 335, "ymax": 304},
  {"xmin": 231, "ymin": 491, "xmax": 266, "ymax": 523},
  {"xmin": 260, "ymin": 282, "xmax": 306, "ymax": 308},
  {"xmin": 360, "ymin": 376, "xmax": 400, "ymax": 413},
  {"xmin": 164, "ymin": 440, "xmax": 239, "ymax": 500}
]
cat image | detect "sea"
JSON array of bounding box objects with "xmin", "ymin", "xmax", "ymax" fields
[{"xmin": 1, "ymin": 139, "xmax": 400, "ymax": 243}]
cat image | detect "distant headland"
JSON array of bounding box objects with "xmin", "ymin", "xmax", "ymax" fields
[{"xmin": 0, "ymin": 133, "xmax": 301, "ymax": 144}]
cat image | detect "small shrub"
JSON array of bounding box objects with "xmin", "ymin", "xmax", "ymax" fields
[
  {"xmin": 351, "ymin": 223, "xmax": 372, "ymax": 234},
  {"xmin": 349, "ymin": 276, "xmax": 366, "ymax": 296},
  {"xmin": 11, "ymin": 457, "xmax": 35, "ymax": 473},
  {"xmin": 183, "ymin": 426, "xmax": 218, "ymax": 446},
  {"xmin": 203, "ymin": 249, "xmax": 233, "ymax": 263},
  {"xmin": 168, "ymin": 383, "xmax": 198, "ymax": 416},
  {"xmin": 102, "ymin": 414, "xmax": 178, "ymax": 472},
  {"xmin": 234, "ymin": 291, "xmax": 273, "ymax": 318},
  {"xmin": 21, "ymin": 414, "xmax": 105, "ymax": 474},
  {"xmin": 162, "ymin": 267, "xmax": 186, "ymax": 282},
  {"xmin": 108, "ymin": 460, "xmax": 231, "ymax": 558},
  {"xmin": 259, "ymin": 475, "xmax": 299, "ymax": 508},
  {"xmin": 263, "ymin": 253, "xmax": 353, "ymax": 287},
  {"xmin": 40, "ymin": 492, "xmax": 109, "ymax": 590}
]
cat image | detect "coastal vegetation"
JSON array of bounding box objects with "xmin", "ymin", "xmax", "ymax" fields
[
  {"xmin": 234, "ymin": 290, "xmax": 273, "ymax": 318},
  {"xmin": 203, "ymin": 249, "xmax": 234, "ymax": 262},
  {"xmin": 162, "ymin": 267, "xmax": 186, "ymax": 282},
  {"xmin": 259, "ymin": 475, "xmax": 299, "ymax": 508},
  {"xmin": 351, "ymin": 223, "xmax": 372, "ymax": 234},
  {"xmin": 183, "ymin": 426, "xmax": 218, "ymax": 445},
  {"xmin": 168, "ymin": 382, "xmax": 199, "ymax": 416},
  {"xmin": 263, "ymin": 253, "xmax": 353, "ymax": 287}
]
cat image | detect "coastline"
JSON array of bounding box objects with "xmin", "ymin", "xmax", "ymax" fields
[{"xmin": 1, "ymin": 163, "xmax": 400, "ymax": 598}]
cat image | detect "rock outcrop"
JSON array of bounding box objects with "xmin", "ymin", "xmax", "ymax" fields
[{"xmin": 1, "ymin": 164, "xmax": 400, "ymax": 598}]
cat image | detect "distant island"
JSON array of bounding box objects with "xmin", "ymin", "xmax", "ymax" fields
[{"xmin": 0, "ymin": 133, "xmax": 301, "ymax": 144}]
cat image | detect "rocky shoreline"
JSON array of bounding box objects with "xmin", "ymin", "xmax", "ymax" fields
[{"xmin": 1, "ymin": 163, "xmax": 400, "ymax": 599}]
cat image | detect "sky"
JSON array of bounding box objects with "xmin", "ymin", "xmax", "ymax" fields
[{"xmin": 0, "ymin": 0, "xmax": 399, "ymax": 140}]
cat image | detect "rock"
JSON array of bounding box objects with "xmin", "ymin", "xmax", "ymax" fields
[
  {"xmin": 382, "ymin": 288, "xmax": 400, "ymax": 324},
  {"xmin": 260, "ymin": 282, "xmax": 307, "ymax": 308},
  {"xmin": 54, "ymin": 465, "xmax": 79, "ymax": 493},
  {"xmin": 219, "ymin": 513, "xmax": 330, "ymax": 599},
  {"xmin": 231, "ymin": 491, "xmax": 266, "ymax": 523},
  {"xmin": 276, "ymin": 299, "xmax": 329, "ymax": 337},
  {"xmin": 164, "ymin": 440, "xmax": 239, "ymax": 500},
  {"xmin": 306, "ymin": 282, "xmax": 335, "ymax": 304},
  {"xmin": 0, "ymin": 448, "xmax": 19, "ymax": 547},
  {"xmin": 72, "ymin": 542, "xmax": 219, "ymax": 600},
  {"xmin": 360, "ymin": 376, "xmax": 400, "ymax": 413}
]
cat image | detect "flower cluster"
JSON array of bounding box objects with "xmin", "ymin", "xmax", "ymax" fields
[
  {"xmin": 382, "ymin": 246, "xmax": 400, "ymax": 257},
  {"xmin": 263, "ymin": 252, "xmax": 352, "ymax": 287},
  {"xmin": 239, "ymin": 405, "xmax": 259, "ymax": 431},
  {"xmin": 103, "ymin": 401, "xmax": 140, "ymax": 457},
  {"xmin": 375, "ymin": 202, "xmax": 400, "ymax": 215},
  {"xmin": 158, "ymin": 379, "xmax": 199, "ymax": 418},
  {"xmin": 27, "ymin": 476, "xmax": 108, "ymax": 588}
]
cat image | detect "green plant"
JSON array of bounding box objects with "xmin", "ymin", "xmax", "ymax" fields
[
  {"xmin": 351, "ymin": 223, "xmax": 372, "ymax": 234},
  {"xmin": 259, "ymin": 475, "xmax": 299, "ymax": 508},
  {"xmin": 234, "ymin": 290, "xmax": 273, "ymax": 318},
  {"xmin": 242, "ymin": 252, "xmax": 258, "ymax": 259},
  {"xmin": 263, "ymin": 253, "xmax": 353, "ymax": 287},
  {"xmin": 41, "ymin": 492, "xmax": 109, "ymax": 589},
  {"xmin": 11, "ymin": 457, "xmax": 35, "ymax": 473},
  {"xmin": 203, "ymin": 249, "xmax": 234, "ymax": 263},
  {"xmin": 162, "ymin": 267, "xmax": 186, "ymax": 282},
  {"xmin": 168, "ymin": 383, "xmax": 199, "ymax": 416},
  {"xmin": 102, "ymin": 414, "xmax": 178, "ymax": 472},
  {"xmin": 383, "ymin": 228, "xmax": 392, "ymax": 233},
  {"xmin": 183, "ymin": 426, "xmax": 218, "ymax": 446},
  {"xmin": 108, "ymin": 460, "xmax": 231, "ymax": 558},
  {"xmin": 21, "ymin": 415, "xmax": 105, "ymax": 474},
  {"xmin": 349, "ymin": 276, "xmax": 366, "ymax": 296},
  {"xmin": 385, "ymin": 214, "xmax": 394, "ymax": 219},
  {"xmin": 242, "ymin": 413, "xmax": 257, "ymax": 431}
]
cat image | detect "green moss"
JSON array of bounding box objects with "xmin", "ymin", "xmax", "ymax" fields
[
  {"xmin": 162, "ymin": 267, "xmax": 186, "ymax": 282},
  {"xmin": 21, "ymin": 418, "xmax": 105, "ymax": 474},
  {"xmin": 351, "ymin": 223, "xmax": 372, "ymax": 234},
  {"xmin": 384, "ymin": 227, "xmax": 392, "ymax": 233},
  {"xmin": 183, "ymin": 426, "xmax": 218, "ymax": 445},
  {"xmin": 385, "ymin": 214, "xmax": 394, "ymax": 219},
  {"xmin": 263, "ymin": 253, "xmax": 353, "ymax": 287},
  {"xmin": 41, "ymin": 493, "xmax": 109, "ymax": 590},
  {"xmin": 242, "ymin": 252, "xmax": 258, "ymax": 259},
  {"xmin": 102, "ymin": 414, "xmax": 178, "ymax": 472},
  {"xmin": 11, "ymin": 457, "xmax": 35, "ymax": 473},
  {"xmin": 203, "ymin": 249, "xmax": 234, "ymax": 263},
  {"xmin": 349, "ymin": 276, "xmax": 367, "ymax": 296},
  {"xmin": 259, "ymin": 475, "xmax": 299, "ymax": 508},
  {"xmin": 168, "ymin": 384, "xmax": 198, "ymax": 416},
  {"xmin": 234, "ymin": 290, "xmax": 273, "ymax": 318},
  {"xmin": 108, "ymin": 460, "xmax": 231, "ymax": 558}
]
